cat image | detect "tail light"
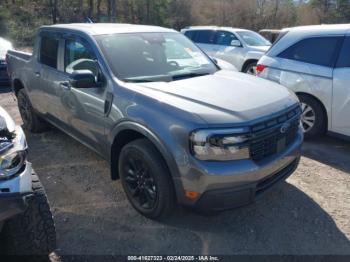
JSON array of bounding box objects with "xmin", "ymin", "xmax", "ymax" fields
[{"xmin": 256, "ymin": 64, "xmax": 266, "ymax": 73}]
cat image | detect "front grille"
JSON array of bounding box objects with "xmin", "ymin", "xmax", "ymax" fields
[{"xmin": 249, "ymin": 106, "xmax": 301, "ymax": 161}]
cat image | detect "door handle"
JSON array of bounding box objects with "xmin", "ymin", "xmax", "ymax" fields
[
  {"xmin": 35, "ymin": 72, "xmax": 41, "ymax": 77},
  {"xmin": 59, "ymin": 81, "xmax": 71, "ymax": 90}
]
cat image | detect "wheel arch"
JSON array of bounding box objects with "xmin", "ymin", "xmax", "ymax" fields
[
  {"xmin": 242, "ymin": 59, "xmax": 258, "ymax": 72},
  {"xmin": 13, "ymin": 78, "xmax": 25, "ymax": 96},
  {"xmin": 109, "ymin": 122, "xmax": 180, "ymax": 183},
  {"xmin": 295, "ymin": 92, "xmax": 329, "ymax": 129}
]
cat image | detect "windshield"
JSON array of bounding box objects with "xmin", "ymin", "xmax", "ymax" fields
[
  {"xmin": 95, "ymin": 32, "xmax": 218, "ymax": 82},
  {"xmin": 237, "ymin": 31, "xmax": 271, "ymax": 47},
  {"xmin": 0, "ymin": 38, "xmax": 12, "ymax": 59}
]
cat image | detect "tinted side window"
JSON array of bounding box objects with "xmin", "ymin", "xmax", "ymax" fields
[
  {"xmin": 215, "ymin": 31, "xmax": 238, "ymax": 46},
  {"xmin": 64, "ymin": 38, "xmax": 97, "ymax": 76},
  {"xmin": 40, "ymin": 35, "xmax": 59, "ymax": 68},
  {"xmin": 336, "ymin": 37, "xmax": 350, "ymax": 67},
  {"xmin": 278, "ymin": 37, "xmax": 343, "ymax": 67},
  {"xmin": 184, "ymin": 30, "xmax": 195, "ymax": 40},
  {"xmin": 195, "ymin": 30, "xmax": 216, "ymax": 44}
]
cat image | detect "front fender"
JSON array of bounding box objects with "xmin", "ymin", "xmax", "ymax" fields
[
  {"xmin": 108, "ymin": 120, "xmax": 182, "ymax": 179},
  {"xmin": 108, "ymin": 120, "xmax": 185, "ymax": 202}
]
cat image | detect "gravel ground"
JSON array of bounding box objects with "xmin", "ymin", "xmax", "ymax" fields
[{"xmin": 0, "ymin": 87, "xmax": 349, "ymax": 258}]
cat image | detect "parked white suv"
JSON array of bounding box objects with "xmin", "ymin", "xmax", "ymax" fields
[
  {"xmin": 257, "ymin": 24, "xmax": 350, "ymax": 138},
  {"xmin": 181, "ymin": 26, "xmax": 271, "ymax": 74}
]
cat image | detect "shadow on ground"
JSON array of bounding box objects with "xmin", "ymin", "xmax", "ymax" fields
[
  {"xmin": 21, "ymin": 128, "xmax": 350, "ymax": 257},
  {"xmin": 302, "ymin": 135, "xmax": 350, "ymax": 174}
]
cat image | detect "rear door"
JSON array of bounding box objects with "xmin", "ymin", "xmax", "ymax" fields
[
  {"xmin": 34, "ymin": 32, "xmax": 63, "ymax": 119},
  {"xmin": 332, "ymin": 36, "xmax": 350, "ymax": 136},
  {"xmin": 191, "ymin": 30, "xmax": 217, "ymax": 56}
]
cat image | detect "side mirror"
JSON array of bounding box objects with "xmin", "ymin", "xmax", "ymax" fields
[
  {"xmin": 69, "ymin": 70, "xmax": 97, "ymax": 88},
  {"xmin": 231, "ymin": 40, "xmax": 241, "ymax": 47}
]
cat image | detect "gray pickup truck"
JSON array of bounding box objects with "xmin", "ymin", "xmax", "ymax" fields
[{"xmin": 7, "ymin": 23, "xmax": 303, "ymax": 219}]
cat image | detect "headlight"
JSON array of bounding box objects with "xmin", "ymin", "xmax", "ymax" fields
[
  {"xmin": 190, "ymin": 128, "xmax": 250, "ymax": 161},
  {"xmin": 0, "ymin": 126, "xmax": 27, "ymax": 179},
  {"xmin": 0, "ymin": 151, "xmax": 26, "ymax": 177}
]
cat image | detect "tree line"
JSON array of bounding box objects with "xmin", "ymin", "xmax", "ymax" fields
[{"xmin": 1, "ymin": 0, "xmax": 350, "ymax": 47}]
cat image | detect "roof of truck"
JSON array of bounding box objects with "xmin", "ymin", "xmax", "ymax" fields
[
  {"xmin": 41, "ymin": 23, "xmax": 176, "ymax": 35},
  {"xmin": 282, "ymin": 24, "xmax": 350, "ymax": 33}
]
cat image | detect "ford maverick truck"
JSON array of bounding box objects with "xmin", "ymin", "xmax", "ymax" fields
[{"xmin": 7, "ymin": 23, "xmax": 303, "ymax": 219}]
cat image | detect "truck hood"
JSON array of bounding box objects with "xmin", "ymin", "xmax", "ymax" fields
[{"xmin": 128, "ymin": 70, "xmax": 298, "ymax": 125}]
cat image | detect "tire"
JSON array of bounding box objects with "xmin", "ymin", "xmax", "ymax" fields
[
  {"xmin": 119, "ymin": 139, "xmax": 176, "ymax": 220},
  {"xmin": 243, "ymin": 61, "xmax": 257, "ymax": 75},
  {"xmin": 2, "ymin": 173, "xmax": 56, "ymax": 255},
  {"xmin": 17, "ymin": 89, "xmax": 48, "ymax": 133},
  {"xmin": 298, "ymin": 94, "xmax": 327, "ymax": 138}
]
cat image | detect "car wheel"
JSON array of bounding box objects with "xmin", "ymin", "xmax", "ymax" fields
[
  {"xmin": 244, "ymin": 62, "xmax": 257, "ymax": 75},
  {"xmin": 119, "ymin": 139, "xmax": 176, "ymax": 220},
  {"xmin": 2, "ymin": 173, "xmax": 56, "ymax": 255},
  {"xmin": 17, "ymin": 89, "xmax": 48, "ymax": 133},
  {"xmin": 298, "ymin": 94, "xmax": 326, "ymax": 138}
]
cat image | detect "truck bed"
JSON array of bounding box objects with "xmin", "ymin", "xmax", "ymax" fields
[
  {"xmin": 7, "ymin": 50, "xmax": 32, "ymax": 62},
  {"xmin": 6, "ymin": 49, "xmax": 33, "ymax": 88}
]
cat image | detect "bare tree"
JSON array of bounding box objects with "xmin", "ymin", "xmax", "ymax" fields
[
  {"xmin": 50, "ymin": 0, "xmax": 58, "ymax": 24},
  {"xmin": 88, "ymin": 0, "xmax": 94, "ymax": 19},
  {"xmin": 111, "ymin": 0, "xmax": 117, "ymax": 22},
  {"xmin": 97, "ymin": 0, "xmax": 101, "ymax": 21}
]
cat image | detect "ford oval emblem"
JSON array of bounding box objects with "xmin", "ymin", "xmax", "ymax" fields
[{"xmin": 280, "ymin": 122, "xmax": 290, "ymax": 134}]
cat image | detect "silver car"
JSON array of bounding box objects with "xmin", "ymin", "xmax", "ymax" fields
[
  {"xmin": 181, "ymin": 26, "xmax": 271, "ymax": 74},
  {"xmin": 257, "ymin": 24, "xmax": 350, "ymax": 138},
  {"xmin": 8, "ymin": 23, "xmax": 302, "ymax": 219}
]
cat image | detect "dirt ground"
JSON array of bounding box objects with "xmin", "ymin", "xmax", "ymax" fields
[{"xmin": 0, "ymin": 87, "xmax": 349, "ymax": 259}]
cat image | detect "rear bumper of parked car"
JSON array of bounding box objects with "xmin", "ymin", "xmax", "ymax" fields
[
  {"xmin": 0, "ymin": 163, "xmax": 33, "ymax": 222},
  {"xmin": 176, "ymin": 128, "xmax": 303, "ymax": 211}
]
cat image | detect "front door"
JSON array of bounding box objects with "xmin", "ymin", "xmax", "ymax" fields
[
  {"xmin": 213, "ymin": 31, "xmax": 245, "ymax": 70},
  {"xmin": 57, "ymin": 35, "xmax": 108, "ymax": 153}
]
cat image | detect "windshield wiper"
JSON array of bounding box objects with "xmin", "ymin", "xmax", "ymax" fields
[
  {"xmin": 172, "ymin": 72, "xmax": 211, "ymax": 81},
  {"xmin": 123, "ymin": 75, "xmax": 172, "ymax": 83}
]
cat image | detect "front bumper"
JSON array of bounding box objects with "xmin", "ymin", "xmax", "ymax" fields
[
  {"xmin": 175, "ymin": 128, "xmax": 303, "ymax": 210},
  {"xmin": 195, "ymin": 157, "xmax": 299, "ymax": 211},
  {"xmin": 0, "ymin": 162, "xmax": 33, "ymax": 222}
]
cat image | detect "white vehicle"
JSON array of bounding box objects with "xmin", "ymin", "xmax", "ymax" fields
[
  {"xmin": 257, "ymin": 24, "xmax": 350, "ymax": 138},
  {"xmin": 181, "ymin": 26, "xmax": 271, "ymax": 74},
  {"xmin": 0, "ymin": 107, "xmax": 56, "ymax": 255}
]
